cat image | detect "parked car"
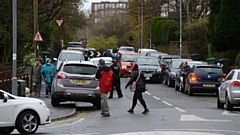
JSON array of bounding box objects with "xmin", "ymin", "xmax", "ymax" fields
[
  {"xmin": 175, "ymin": 61, "xmax": 207, "ymax": 92},
  {"xmin": 218, "ymin": 69, "xmax": 240, "ymax": 110},
  {"xmin": 67, "ymin": 42, "xmax": 83, "ymax": 51},
  {"xmin": 56, "ymin": 50, "xmax": 85, "ymax": 70},
  {"xmin": 136, "ymin": 56, "xmax": 162, "ymax": 82},
  {"xmin": 185, "ymin": 65, "xmax": 226, "ymax": 96},
  {"xmin": 117, "ymin": 46, "xmax": 135, "ymax": 54},
  {"xmin": 90, "ymin": 57, "xmax": 112, "ymax": 67},
  {"xmin": 83, "ymin": 47, "xmax": 97, "ymax": 61},
  {"xmin": 0, "ymin": 90, "xmax": 51, "ymax": 134},
  {"xmin": 119, "ymin": 52, "xmax": 140, "ymax": 76},
  {"xmin": 146, "ymin": 51, "xmax": 168, "ymax": 57},
  {"xmin": 51, "ymin": 61, "xmax": 101, "ymax": 109},
  {"xmin": 163, "ymin": 59, "xmax": 192, "ymax": 87},
  {"xmin": 138, "ymin": 48, "xmax": 157, "ymax": 56}
]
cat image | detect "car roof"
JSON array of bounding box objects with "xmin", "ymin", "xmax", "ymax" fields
[
  {"xmin": 161, "ymin": 55, "xmax": 181, "ymax": 58},
  {"xmin": 138, "ymin": 48, "xmax": 156, "ymax": 51},
  {"xmin": 171, "ymin": 59, "xmax": 192, "ymax": 61},
  {"xmin": 188, "ymin": 61, "xmax": 207, "ymax": 64},
  {"xmin": 137, "ymin": 56, "xmax": 158, "ymax": 59},
  {"xmin": 60, "ymin": 50, "xmax": 83, "ymax": 54},
  {"xmin": 120, "ymin": 52, "xmax": 138, "ymax": 54},
  {"xmin": 62, "ymin": 61, "xmax": 96, "ymax": 66},
  {"xmin": 194, "ymin": 64, "xmax": 221, "ymax": 68},
  {"xmin": 90, "ymin": 57, "xmax": 112, "ymax": 61}
]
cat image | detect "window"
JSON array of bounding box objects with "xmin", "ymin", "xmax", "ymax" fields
[
  {"xmin": 226, "ymin": 71, "xmax": 235, "ymax": 81},
  {"xmin": 237, "ymin": 72, "xmax": 240, "ymax": 80},
  {"xmin": 95, "ymin": 4, "xmax": 98, "ymax": 10},
  {"xmin": 59, "ymin": 52, "xmax": 84, "ymax": 61},
  {"xmin": 63, "ymin": 64, "xmax": 97, "ymax": 75},
  {"xmin": 171, "ymin": 61, "xmax": 183, "ymax": 69},
  {"xmin": 0, "ymin": 92, "xmax": 3, "ymax": 99},
  {"xmin": 137, "ymin": 58, "xmax": 160, "ymax": 66},
  {"xmin": 195, "ymin": 67, "xmax": 223, "ymax": 74},
  {"xmin": 121, "ymin": 55, "xmax": 138, "ymax": 62}
]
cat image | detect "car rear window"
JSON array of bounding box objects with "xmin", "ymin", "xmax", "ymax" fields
[
  {"xmin": 237, "ymin": 72, "xmax": 240, "ymax": 79},
  {"xmin": 162, "ymin": 58, "xmax": 172, "ymax": 63},
  {"xmin": 195, "ymin": 67, "xmax": 223, "ymax": 74},
  {"xmin": 63, "ymin": 64, "xmax": 97, "ymax": 75},
  {"xmin": 59, "ymin": 52, "xmax": 83, "ymax": 61},
  {"xmin": 119, "ymin": 47, "xmax": 134, "ymax": 52}
]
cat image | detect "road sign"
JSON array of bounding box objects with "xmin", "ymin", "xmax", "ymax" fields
[
  {"xmin": 56, "ymin": 19, "xmax": 63, "ymax": 27},
  {"xmin": 33, "ymin": 30, "xmax": 43, "ymax": 42}
]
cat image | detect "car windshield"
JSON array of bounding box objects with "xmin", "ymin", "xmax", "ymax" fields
[
  {"xmin": 63, "ymin": 64, "xmax": 97, "ymax": 75},
  {"xmin": 59, "ymin": 52, "xmax": 83, "ymax": 61},
  {"xmin": 137, "ymin": 58, "xmax": 159, "ymax": 66},
  {"xmin": 195, "ymin": 67, "xmax": 223, "ymax": 74},
  {"xmin": 150, "ymin": 53, "xmax": 160, "ymax": 57},
  {"xmin": 121, "ymin": 54, "xmax": 138, "ymax": 62},
  {"xmin": 171, "ymin": 61, "xmax": 183, "ymax": 69},
  {"xmin": 119, "ymin": 47, "xmax": 134, "ymax": 52},
  {"xmin": 162, "ymin": 58, "xmax": 172, "ymax": 64}
]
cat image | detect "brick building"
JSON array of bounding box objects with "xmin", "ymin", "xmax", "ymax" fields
[{"xmin": 90, "ymin": 1, "xmax": 129, "ymax": 24}]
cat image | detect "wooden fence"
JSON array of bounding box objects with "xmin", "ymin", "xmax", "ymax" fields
[{"xmin": 0, "ymin": 67, "xmax": 31, "ymax": 93}]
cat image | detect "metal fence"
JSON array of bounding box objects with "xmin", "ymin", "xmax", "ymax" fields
[{"xmin": 0, "ymin": 67, "xmax": 31, "ymax": 93}]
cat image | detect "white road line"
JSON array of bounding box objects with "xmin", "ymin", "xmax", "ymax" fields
[
  {"xmin": 222, "ymin": 110, "xmax": 240, "ymax": 115},
  {"xmin": 145, "ymin": 91, "xmax": 152, "ymax": 95},
  {"xmin": 174, "ymin": 107, "xmax": 186, "ymax": 113},
  {"xmin": 40, "ymin": 118, "xmax": 85, "ymax": 129},
  {"xmin": 162, "ymin": 101, "xmax": 173, "ymax": 106},
  {"xmin": 153, "ymin": 96, "xmax": 161, "ymax": 100},
  {"xmin": 180, "ymin": 114, "xmax": 231, "ymax": 122}
]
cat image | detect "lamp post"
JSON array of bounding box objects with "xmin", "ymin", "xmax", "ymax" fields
[
  {"xmin": 180, "ymin": 0, "xmax": 182, "ymax": 58},
  {"xmin": 12, "ymin": 0, "xmax": 17, "ymax": 95}
]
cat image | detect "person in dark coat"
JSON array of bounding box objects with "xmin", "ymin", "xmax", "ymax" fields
[
  {"xmin": 109, "ymin": 60, "xmax": 123, "ymax": 98},
  {"xmin": 125, "ymin": 63, "xmax": 149, "ymax": 114},
  {"xmin": 31, "ymin": 58, "xmax": 42, "ymax": 97},
  {"xmin": 180, "ymin": 61, "xmax": 191, "ymax": 90}
]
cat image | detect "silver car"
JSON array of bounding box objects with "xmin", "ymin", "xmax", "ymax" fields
[
  {"xmin": 51, "ymin": 61, "xmax": 100, "ymax": 109},
  {"xmin": 56, "ymin": 50, "xmax": 85, "ymax": 70},
  {"xmin": 218, "ymin": 69, "xmax": 240, "ymax": 110}
]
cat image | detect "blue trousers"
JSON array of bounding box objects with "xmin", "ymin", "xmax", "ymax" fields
[{"xmin": 45, "ymin": 82, "xmax": 52, "ymax": 95}]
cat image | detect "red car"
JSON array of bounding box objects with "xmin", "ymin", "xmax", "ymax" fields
[{"xmin": 119, "ymin": 52, "xmax": 140, "ymax": 76}]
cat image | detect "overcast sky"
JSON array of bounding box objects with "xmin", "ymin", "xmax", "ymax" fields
[{"xmin": 82, "ymin": 0, "xmax": 128, "ymax": 10}]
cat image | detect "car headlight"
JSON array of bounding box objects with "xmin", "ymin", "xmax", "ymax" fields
[
  {"xmin": 39, "ymin": 102, "xmax": 47, "ymax": 108},
  {"xmin": 122, "ymin": 65, "xmax": 127, "ymax": 69},
  {"xmin": 156, "ymin": 69, "xmax": 161, "ymax": 74}
]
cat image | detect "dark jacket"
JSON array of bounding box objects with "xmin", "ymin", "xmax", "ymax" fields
[
  {"xmin": 182, "ymin": 65, "xmax": 191, "ymax": 75},
  {"xmin": 110, "ymin": 64, "xmax": 120, "ymax": 79},
  {"xmin": 125, "ymin": 63, "xmax": 145, "ymax": 89},
  {"xmin": 95, "ymin": 66, "xmax": 113, "ymax": 92},
  {"xmin": 31, "ymin": 64, "xmax": 42, "ymax": 83}
]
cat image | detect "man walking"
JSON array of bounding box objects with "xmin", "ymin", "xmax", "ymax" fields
[
  {"xmin": 40, "ymin": 58, "xmax": 56, "ymax": 97},
  {"xmin": 95, "ymin": 59, "xmax": 113, "ymax": 117},
  {"xmin": 109, "ymin": 60, "xmax": 123, "ymax": 98},
  {"xmin": 31, "ymin": 58, "xmax": 42, "ymax": 97},
  {"xmin": 180, "ymin": 61, "xmax": 191, "ymax": 90}
]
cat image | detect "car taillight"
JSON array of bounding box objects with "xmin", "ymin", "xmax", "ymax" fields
[
  {"xmin": 57, "ymin": 73, "xmax": 67, "ymax": 79},
  {"xmin": 230, "ymin": 81, "xmax": 240, "ymax": 87},
  {"xmin": 190, "ymin": 73, "xmax": 198, "ymax": 81},
  {"xmin": 221, "ymin": 74, "xmax": 226, "ymax": 82}
]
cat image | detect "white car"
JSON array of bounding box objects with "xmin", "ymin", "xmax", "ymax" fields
[
  {"xmin": 90, "ymin": 57, "xmax": 113, "ymax": 67},
  {"xmin": 138, "ymin": 48, "xmax": 157, "ymax": 56},
  {"xmin": 0, "ymin": 90, "xmax": 51, "ymax": 134},
  {"xmin": 218, "ymin": 69, "xmax": 240, "ymax": 110}
]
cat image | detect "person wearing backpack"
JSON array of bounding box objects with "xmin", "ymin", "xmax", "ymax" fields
[
  {"xmin": 125, "ymin": 63, "xmax": 149, "ymax": 114},
  {"xmin": 95, "ymin": 59, "xmax": 113, "ymax": 117}
]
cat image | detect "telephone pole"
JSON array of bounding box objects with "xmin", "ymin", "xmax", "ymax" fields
[{"xmin": 33, "ymin": 0, "xmax": 39, "ymax": 58}]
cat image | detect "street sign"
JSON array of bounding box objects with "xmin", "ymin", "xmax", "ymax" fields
[
  {"xmin": 33, "ymin": 30, "xmax": 44, "ymax": 42},
  {"xmin": 56, "ymin": 19, "xmax": 63, "ymax": 27}
]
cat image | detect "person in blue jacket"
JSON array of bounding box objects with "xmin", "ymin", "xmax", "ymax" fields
[
  {"xmin": 40, "ymin": 58, "xmax": 56, "ymax": 97},
  {"xmin": 102, "ymin": 49, "xmax": 113, "ymax": 58}
]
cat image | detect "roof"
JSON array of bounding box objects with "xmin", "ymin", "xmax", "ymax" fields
[
  {"xmin": 160, "ymin": 55, "xmax": 181, "ymax": 58},
  {"xmin": 90, "ymin": 57, "xmax": 113, "ymax": 62},
  {"xmin": 138, "ymin": 49, "xmax": 157, "ymax": 51},
  {"xmin": 60, "ymin": 50, "xmax": 83, "ymax": 54},
  {"xmin": 137, "ymin": 56, "xmax": 158, "ymax": 59},
  {"xmin": 62, "ymin": 61, "xmax": 96, "ymax": 66},
  {"xmin": 194, "ymin": 64, "xmax": 221, "ymax": 68},
  {"xmin": 171, "ymin": 59, "xmax": 192, "ymax": 61},
  {"xmin": 188, "ymin": 61, "xmax": 207, "ymax": 64},
  {"xmin": 120, "ymin": 52, "xmax": 139, "ymax": 55}
]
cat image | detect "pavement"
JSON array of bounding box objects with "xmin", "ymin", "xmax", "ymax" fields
[{"xmin": 28, "ymin": 83, "xmax": 77, "ymax": 122}]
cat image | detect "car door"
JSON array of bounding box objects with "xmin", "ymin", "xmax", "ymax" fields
[
  {"xmin": 219, "ymin": 71, "xmax": 234, "ymax": 100},
  {"xmin": 0, "ymin": 92, "xmax": 14, "ymax": 126}
]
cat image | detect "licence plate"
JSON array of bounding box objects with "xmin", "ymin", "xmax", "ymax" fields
[
  {"xmin": 73, "ymin": 79, "xmax": 88, "ymax": 84},
  {"xmin": 203, "ymin": 84, "xmax": 215, "ymax": 87},
  {"xmin": 144, "ymin": 74, "xmax": 152, "ymax": 77}
]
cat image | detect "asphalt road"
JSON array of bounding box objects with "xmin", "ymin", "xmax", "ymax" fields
[{"xmin": 12, "ymin": 78, "xmax": 240, "ymax": 135}]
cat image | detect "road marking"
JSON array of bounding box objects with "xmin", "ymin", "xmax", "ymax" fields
[
  {"xmin": 180, "ymin": 114, "xmax": 231, "ymax": 122},
  {"xmin": 174, "ymin": 107, "xmax": 186, "ymax": 113},
  {"xmin": 41, "ymin": 118, "xmax": 85, "ymax": 129},
  {"xmin": 153, "ymin": 96, "xmax": 161, "ymax": 100},
  {"xmin": 155, "ymin": 129, "xmax": 240, "ymax": 134},
  {"xmin": 162, "ymin": 101, "xmax": 173, "ymax": 106},
  {"xmin": 222, "ymin": 110, "xmax": 240, "ymax": 115},
  {"xmin": 145, "ymin": 91, "xmax": 152, "ymax": 95}
]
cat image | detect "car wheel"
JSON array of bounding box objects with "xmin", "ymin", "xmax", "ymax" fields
[
  {"xmin": 16, "ymin": 111, "xmax": 39, "ymax": 134},
  {"xmin": 0, "ymin": 127, "xmax": 14, "ymax": 134},
  {"xmin": 175, "ymin": 81, "xmax": 179, "ymax": 91},
  {"xmin": 188, "ymin": 87, "xmax": 193, "ymax": 96},
  {"xmin": 93, "ymin": 97, "xmax": 101, "ymax": 109},
  {"xmin": 51, "ymin": 95, "xmax": 60, "ymax": 107},
  {"xmin": 226, "ymin": 94, "xmax": 233, "ymax": 110},
  {"xmin": 217, "ymin": 96, "xmax": 224, "ymax": 109}
]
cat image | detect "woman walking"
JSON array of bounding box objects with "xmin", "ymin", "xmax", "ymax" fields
[{"xmin": 125, "ymin": 63, "xmax": 149, "ymax": 114}]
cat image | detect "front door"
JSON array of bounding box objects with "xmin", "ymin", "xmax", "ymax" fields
[{"xmin": 0, "ymin": 92, "xmax": 14, "ymax": 127}]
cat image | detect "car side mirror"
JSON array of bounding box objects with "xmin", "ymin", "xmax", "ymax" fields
[
  {"xmin": 3, "ymin": 94, "xmax": 8, "ymax": 102},
  {"xmin": 53, "ymin": 58, "xmax": 58, "ymax": 61}
]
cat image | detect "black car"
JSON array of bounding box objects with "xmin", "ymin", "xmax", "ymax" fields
[
  {"xmin": 83, "ymin": 47, "xmax": 98, "ymax": 60},
  {"xmin": 175, "ymin": 61, "xmax": 207, "ymax": 92},
  {"xmin": 136, "ymin": 56, "xmax": 162, "ymax": 83},
  {"xmin": 145, "ymin": 51, "xmax": 168, "ymax": 57},
  {"xmin": 163, "ymin": 59, "xmax": 192, "ymax": 87}
]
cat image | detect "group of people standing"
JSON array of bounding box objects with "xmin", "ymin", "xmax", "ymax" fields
[
  {"xmin": 95, "ymin": 59, "xmax": 149, "ymax": 117},
  {"xmin": 31, "ymin": 58, "xmax": 56, "ymax": 97}
]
